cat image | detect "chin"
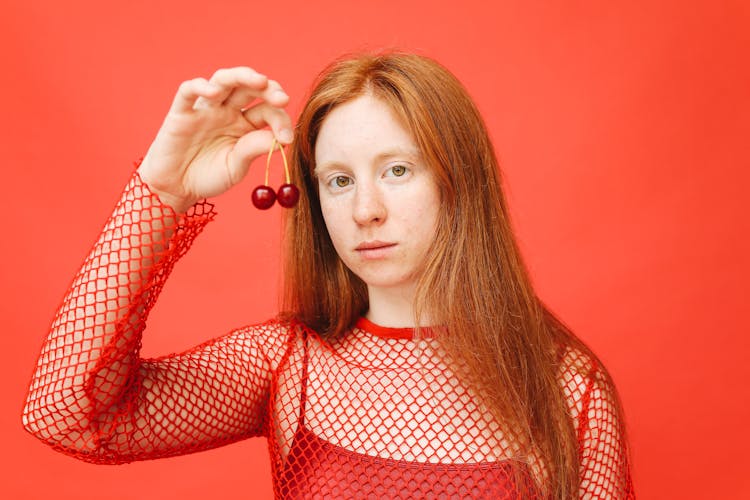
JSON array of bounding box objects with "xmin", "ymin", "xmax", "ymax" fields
[{"xmin": 356, "ymin": 271, "xmax": 416, "ymax": 291}]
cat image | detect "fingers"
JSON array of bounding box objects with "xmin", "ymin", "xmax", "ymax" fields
[
  {"xmin": 169, "ymin": 67, "xmax": 289, "ymax": 117},
  {"xmin": 201, "ymin": 67, "xmax": 289, "ymax": 110},
  {"xmin": 242, "ymin": 102, "xmax": 294, "ymax": 144},
  {"xmin": 169, "ymin": 78, "xmax": 222, "ymax": 114},
  {"xmin": 197, "ymin": 67, "xmax": 269, "ymax": 107},
  {"xmin": 225, "ymin": 78, "xmax": 287, "ymax": 110}
]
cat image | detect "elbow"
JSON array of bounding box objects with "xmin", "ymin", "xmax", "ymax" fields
[
  {"xmin": 21, "ymin": 395, "xmax": 135, "ymax": 465},
  {"xmin": 22, "ymin": 400, "xmax": 76, "ymax": 450},
  {"xmin": 21, "ymin": 395, "xmax": 95, "ymax": 459},
  {"xmin": 21, "ymin": 396, "xmax": 56, "ymax": 441}
]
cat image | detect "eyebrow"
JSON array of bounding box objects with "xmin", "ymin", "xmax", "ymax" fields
[{"xmin": 314, "ymin": 147, "xmax": 422, "ymax": 176}]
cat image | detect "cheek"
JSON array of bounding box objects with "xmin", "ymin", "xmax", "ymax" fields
[
  {"xmin": 320, "ymin": 198, "xmax": 348, "ymax": 245},
  {"xmin": 408, "ymin": 189, "xmax": 441, "ymax": 236}
]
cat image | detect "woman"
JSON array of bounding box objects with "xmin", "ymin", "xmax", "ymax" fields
[{"xmin": 22, "ymin": 52, "xmax": 634, "ymax": 498}]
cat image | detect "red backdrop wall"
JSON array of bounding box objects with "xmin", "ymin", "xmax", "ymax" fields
[{"xmin": 2, "ymin": 1, "xmax": 748, "ymax": 498}]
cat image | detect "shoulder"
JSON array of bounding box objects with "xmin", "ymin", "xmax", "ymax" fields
[
  {"xmin": 555, "ymin": 342, "xmax": 623, "ymax": 434},
  {"xmin": 226, "ymin": 316, "xmax": 315, "ymax": 372}
]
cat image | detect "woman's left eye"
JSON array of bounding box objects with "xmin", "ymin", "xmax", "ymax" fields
[{"xmin": 385, "ymin": 165, "xmax": 408, "ymax": 177}]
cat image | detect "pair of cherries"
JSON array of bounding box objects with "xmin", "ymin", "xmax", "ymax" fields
[{"xmin": 251, "ymin": 139, "xmax": 300, "ymax": 210}]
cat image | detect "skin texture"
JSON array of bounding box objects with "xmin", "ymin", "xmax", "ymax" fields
[{"xmin": 314, "ymin": 94, "xmax": 441, "ymax": 327}]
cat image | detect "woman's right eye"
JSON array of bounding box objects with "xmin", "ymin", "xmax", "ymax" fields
[{"xmin": 331, "ymin": 176, "xmax": 351, "ymax": 188}]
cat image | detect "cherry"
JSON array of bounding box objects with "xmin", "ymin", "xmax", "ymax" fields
[
  {"xmin": 253, "ymin": 139, "xmax": 299, "ymax": 210},
  {"xmin": 277, "ymin": 184, "xmax": 300, "ymax": 208},
  {"xmin": 252, "ymin": 186, "xmax": 276, "ymax": 209}
]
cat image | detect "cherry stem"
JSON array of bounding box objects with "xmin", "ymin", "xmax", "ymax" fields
[{"xmin": 264, "ymin": 138, "xmax": 291, "ymax": 185}]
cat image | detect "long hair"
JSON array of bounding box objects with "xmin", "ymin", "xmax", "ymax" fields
[{"xmin": 282, "ymin": 51, "xmax": 627, "ymax": 498}]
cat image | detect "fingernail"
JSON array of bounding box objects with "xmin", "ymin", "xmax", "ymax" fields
[
  {"xmin": 274, "ymin": 90, "xmax": 289, "ymax": 100},
  {"xmin": 280, "ymin": 129, "xmax": 294, "ymax": 143}
]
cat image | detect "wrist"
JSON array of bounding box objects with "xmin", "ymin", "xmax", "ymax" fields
[
  {"xmin": 151, "ymin": 189, "xmax": 195, "ymax": 214},
  {"xmin": 135, "ymin": 165, "xmax": 196, "ymax": 214}
]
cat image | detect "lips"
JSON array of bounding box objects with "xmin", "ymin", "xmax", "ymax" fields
[
  {"xmin": 354, "ymin": 241, "xmax": 397, "ymax": 260},
  {"xmin": 355, "ymin": 241, "xmax": 396, "ymax": 251}
]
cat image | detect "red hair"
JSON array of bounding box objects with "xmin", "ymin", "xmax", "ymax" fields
[{"xmin": 282, "ymin": 51, "xmax": 629, "ymax": 498}]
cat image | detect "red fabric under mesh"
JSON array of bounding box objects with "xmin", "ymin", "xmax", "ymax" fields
[{"xmin": 22, "ymin": 167, "xmax": 634, "ymax": 499}]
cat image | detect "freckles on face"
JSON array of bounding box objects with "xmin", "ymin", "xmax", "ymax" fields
[{"xmin": 313, "ymin": 94, "xmax": 441, "ymax": 291}]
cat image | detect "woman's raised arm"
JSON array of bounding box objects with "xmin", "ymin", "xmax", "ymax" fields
[{"xmin": 21, "ymin": 67, "xmax": 294, "ymax": 463}]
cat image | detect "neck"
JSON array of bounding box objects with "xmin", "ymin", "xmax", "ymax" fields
[{"xmin": 365, "ymin": 283, "xmax": 430, "ymax": 328}]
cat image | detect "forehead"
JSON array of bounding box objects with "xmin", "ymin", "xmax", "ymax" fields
[{"xmin": 314, "ymin": 94, "xmax": 420, "ymax": 171}]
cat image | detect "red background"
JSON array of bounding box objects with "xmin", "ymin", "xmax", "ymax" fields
[{"xmin": 2, "ymin": 1, "xmax": 748, "ymax": 498}]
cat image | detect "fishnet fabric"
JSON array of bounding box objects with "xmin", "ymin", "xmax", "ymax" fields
[{"xmin": 22, "ymin": 168, "xmax": 634, "ymax": 499}]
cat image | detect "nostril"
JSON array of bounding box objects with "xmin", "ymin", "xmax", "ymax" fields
[
  {"xmin": 353, "ymin": 203, "xmax": 386, "ymax": 225},
  {"xmin": 351, "ymin": 184, "xmax": 388, "ymax": 225}
]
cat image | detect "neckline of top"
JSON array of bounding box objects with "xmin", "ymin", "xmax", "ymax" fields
[{"xmin": 354, "ymin": 317, "xmax": 438, "ymax": 340}]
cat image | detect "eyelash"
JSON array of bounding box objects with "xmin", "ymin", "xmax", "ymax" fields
[{"xmin": 327, "ymin": 165, "xmax": 409, "ymax": 189}]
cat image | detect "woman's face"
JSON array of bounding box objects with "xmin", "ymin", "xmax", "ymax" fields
[{"xmin": 314, "ymin": 94, "xmax": 441, "ymax": 295}]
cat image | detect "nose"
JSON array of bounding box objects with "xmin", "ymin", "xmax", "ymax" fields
[{"xmin": 352, "ymin": 181, "xmax": 386, "ymax": 226}]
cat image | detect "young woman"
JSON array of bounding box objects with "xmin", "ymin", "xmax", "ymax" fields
[{"xmin": 22, "ymin": 52, "xmax": 634, "ymax": 499}]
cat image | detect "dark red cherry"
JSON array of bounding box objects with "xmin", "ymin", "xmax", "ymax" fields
[
  {"xmin": 252, "ymin": 185, "xmax": 276, "ymax": 209},
  {"xmin": 277, "ymin": 183, "xmax": 300, "ymax": 208}
]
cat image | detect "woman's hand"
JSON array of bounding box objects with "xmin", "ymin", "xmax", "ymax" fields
[{"xmin": 137, "ymin": 66, "xmax": 293, "ymax": 213}]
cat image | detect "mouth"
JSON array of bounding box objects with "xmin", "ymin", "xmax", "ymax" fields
[
  {"xmin": 355, "ymin": 241, "xmax": 397, "ymax": 251},
  {"xmin": 355, "ymin": 241, "xmax": 397, "ymax": 259}
]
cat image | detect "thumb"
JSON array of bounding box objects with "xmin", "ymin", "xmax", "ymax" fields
[{"xmin": 227, "ymin": 130, "xmax": 278, "ymax": 183}]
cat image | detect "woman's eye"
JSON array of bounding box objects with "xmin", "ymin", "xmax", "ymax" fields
[
  {"xmin": 387, "ymin": 165, "xmax": 408, "ymax": 177},
  {"xmin": 333, "ymin": 176, "xmax": 351, "ymax": 188}
]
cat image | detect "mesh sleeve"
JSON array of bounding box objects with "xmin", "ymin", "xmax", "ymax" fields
[
  {"xmin": 21, "ymin": 166, "xmax": 274, "ymax": 464},
  {"xmin": 575, "ymin": 362, "xmax": 635, "ymax": 499}
]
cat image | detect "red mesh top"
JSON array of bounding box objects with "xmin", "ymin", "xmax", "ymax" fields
[{"xmin": 22, "ymin": 168, "xmax": 634, "ymax": 499}]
